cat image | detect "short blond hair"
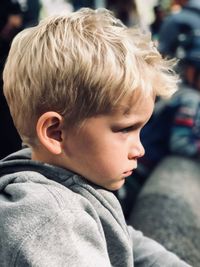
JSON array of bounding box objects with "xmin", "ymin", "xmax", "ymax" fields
[{"xmin": 3, "ymin": 8, "xmax": 178, "ymax": 146}]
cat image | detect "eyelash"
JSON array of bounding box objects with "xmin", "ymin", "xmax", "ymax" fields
[
  {"xmin": 118, "ymin": 126, "xmax": 136, "ymax": 133},
  {"xmin": 112, "ymin": 123, "xmax": 143, "ymax": 134}
]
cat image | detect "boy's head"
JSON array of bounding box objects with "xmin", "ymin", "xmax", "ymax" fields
[
  {"xmin": 3, "ymin": 8, "xmax": 178, "ymax": 189},
  {"xmin": 3, "ymin": 8, "xmax": 177, "ymax": 147}
]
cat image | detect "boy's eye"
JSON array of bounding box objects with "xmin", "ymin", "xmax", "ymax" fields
[
  {"xmin": 112, "ymin": 122, "xmax": 143, "ymax": 134},
  {"xmin": 118, "ymin": 126, "xmax": 136, "ymax": 133}
]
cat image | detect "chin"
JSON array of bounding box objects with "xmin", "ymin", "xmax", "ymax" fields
[{"xmin": 106, "ymin": 179, "xmax": 125, "ymax": 191}]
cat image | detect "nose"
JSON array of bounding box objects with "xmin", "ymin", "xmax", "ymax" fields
[{"xmin": 128, "ymin": 140, "xmax": 145, "ymax": 160}]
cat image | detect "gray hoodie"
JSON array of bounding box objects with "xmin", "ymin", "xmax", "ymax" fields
[{"xmin": 0, "ymin": 149, "xmax": 191, "ymax": 267}]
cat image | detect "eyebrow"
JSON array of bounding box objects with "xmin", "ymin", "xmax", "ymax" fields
[
  {"xmin": 111, "ymin": 120, "xmax": 144, "ymax": 131},
  {"xmin": 122, "ymin": 107, "xmax": 132, "ymax": 116}
]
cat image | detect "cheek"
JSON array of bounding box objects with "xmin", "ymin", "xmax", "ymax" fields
[
  {"xmin": 91, "ymin": 137, "xmax": 128, "ymax": 170},
  {"xmin": 68, "ymin": 132, "xmax": 128, "ymax": 173},
  {"xmin": 91, "ymin": 154, "xmax": 123, "ymax": 179},
  {"xmin": 94, "ymin": 135, "xmax": 127, "ymax": 158}
]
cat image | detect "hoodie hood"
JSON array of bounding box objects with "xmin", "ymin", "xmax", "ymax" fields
[{"xmin": 0, "ymin": 148, "xmax": 76, "ymax": 189}]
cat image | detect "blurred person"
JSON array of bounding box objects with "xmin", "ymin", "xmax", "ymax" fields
[
  {"xmin": 170, "ymin": 0, "xmax": 188, "ymax": 13},
  {"xmin": 158, "ymin": 0, "xmax": 200, "ymax": 57},
  {"xmin": 106, "ymin": 0, "xmax": 140, "ymax": 27},
  {"xmin": 0, "ymin": 0, "xmax": 23, "ymax": 159},
  {"xmin": 0, "ymin": 0, "xmax": 23, "ymax": 69},
  {"xmin": 150, "ymin": 4, "xmax": 166, "ymax": 41},
  {"xmin": 72, "ymin": 0, "xmax": 95, "ymax": 10},
  {"xmin": 18, "ymin": 0, "xmax": 42, "ymax": 28}
]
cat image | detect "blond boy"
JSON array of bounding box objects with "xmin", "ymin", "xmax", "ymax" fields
[{"xmin": 0, "ymin": 8, "xmax": 190, "ymax": 267}]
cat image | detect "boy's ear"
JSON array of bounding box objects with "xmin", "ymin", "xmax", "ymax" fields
[{"xmin": 36, "ymin": 112, "xmax": 64, "ymax": 155}]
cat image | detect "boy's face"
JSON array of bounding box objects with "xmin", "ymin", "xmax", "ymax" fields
[{"xmin": 62, "ymin": 94, "xmax": 154, "ymax": 191}]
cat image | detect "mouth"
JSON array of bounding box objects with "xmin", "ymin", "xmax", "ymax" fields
[{"xmin": 123, "ymin": 170, "xmax": 133, "ymax": 177}]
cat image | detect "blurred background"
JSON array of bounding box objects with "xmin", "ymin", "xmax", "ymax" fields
[
  {"xmin": 13, "ymin": 0, "xmax": 176, "ymax": 30},
  {"xmin": 1, "ymin": 2, "xmax": 200, "ymax": 265}
]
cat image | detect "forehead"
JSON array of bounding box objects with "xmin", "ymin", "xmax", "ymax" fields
[
  {"xmin": 71, "ymin": 93, "xmax": 155, "ymax": 137},
  {"xmin": 88, "ymin": 98, "xmax": 153, "ymax": 130},
  {"xmin": 74, "ymin": 92, "xmax": 155, "ymax": 132},
  {"xmin": 115, "ymin": 91, "xmax": 155, "ymax": 119}
]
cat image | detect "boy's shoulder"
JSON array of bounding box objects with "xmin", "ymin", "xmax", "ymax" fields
[
  {"xmin": 0, "ymin": 166, "xmax": 93, "ymax": 229},
  {"xmin": 0, "ymin": 148, "xmax": 125, "ymax": 232},
  {"xmin": 0, "ymin": 149, "xmax": 130, "ymax": 267},
  {"xmin": 0, "ymin": 159, "xmax": 101, "ymax": 219},
  {"xmin": 0, "ymin": 164, "xmax": 108, "ymax": 266}
]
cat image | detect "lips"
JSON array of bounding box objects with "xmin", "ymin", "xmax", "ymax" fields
[{"xmin": 123, "ymin": 170, "xmax": 133, "ymax": 177}]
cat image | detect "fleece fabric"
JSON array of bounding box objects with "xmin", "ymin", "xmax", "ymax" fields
[{"xmin": 0, "ymin": 148, "xmax": 191, "ymax": 267}]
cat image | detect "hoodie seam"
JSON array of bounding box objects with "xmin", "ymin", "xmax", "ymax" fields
[
  {"xmin": 12, "ymin": 208, "xmax": 74, "ymax": 267},
  {"xmin": 12, "ymin": 206, "xmax": 105, "ymax": 267},
  {"xmin": 41, "ymin": 184, "xmax": 65, "ymax": 209}
]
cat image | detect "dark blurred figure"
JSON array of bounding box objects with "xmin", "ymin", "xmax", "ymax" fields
[
  {"xmin": 117, "ymin": 4, "xmax": 200, "ymax": 218},
  {"xmin": 0, "ymin": 0, "xmax": 23, "ymax": 159},
  {"xmin": 158, "ymin": 0, "xmax": 200, "ymax": 57},
  {"xmin": 72, "ymin": 0, "xmax": 95, "ymax": 10},
  {"xmin": 0, "ymin": 0, "xmax": 22, "ymax": 69},
  {"xmin": 106, "ymin": 0, "xmax": 140, "ymax": 26},
  {"xmin": 20, "ymin": 0, "xmax": 41, "ymax": 28},
  {"xmin": 150, "ymin": 4, "xmax": 165, "ymax": 41}
]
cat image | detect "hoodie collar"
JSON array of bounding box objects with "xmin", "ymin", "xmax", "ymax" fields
[{"xmin": 0, "ymin": 148, "xmax": 76, "ymax": 184}]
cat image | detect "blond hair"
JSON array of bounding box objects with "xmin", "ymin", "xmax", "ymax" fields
[{"xmin": 3, "ymin": 8, "xmax": 178, "ymax": 146}]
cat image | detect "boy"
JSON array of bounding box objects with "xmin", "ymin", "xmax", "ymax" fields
[{"xmin": 0, "ymin": 8, "xmax": 190, "ymax": 266}]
